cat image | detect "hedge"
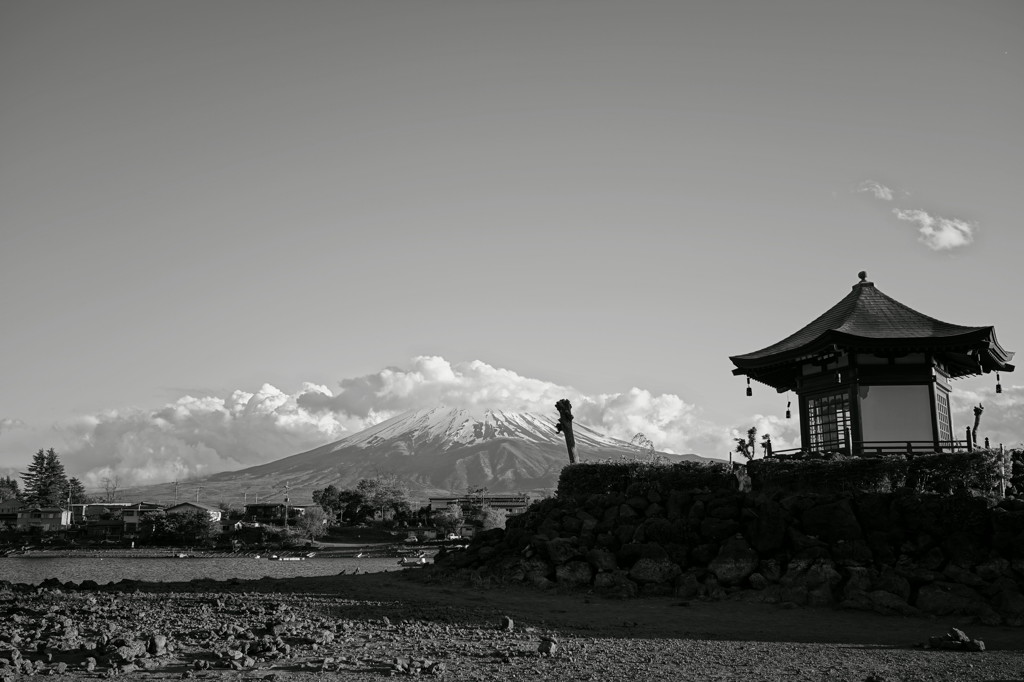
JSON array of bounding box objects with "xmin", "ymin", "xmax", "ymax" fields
[
  {"xmin": 556, "ymin": 460, "xmax": 735, "ymax": 499},
  {"xmin": 746, "ymin": 449, "xmax": 1006, "ymax": 495}
]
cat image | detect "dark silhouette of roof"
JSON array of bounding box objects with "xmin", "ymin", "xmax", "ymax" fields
[{"xmin": 730, "ymin": 272, "xmax": 1014, "ymax": 388}]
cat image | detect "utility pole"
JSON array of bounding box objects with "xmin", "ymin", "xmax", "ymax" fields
[
  {"xmin": 195, "ymin": 486, "xmax": 203, "ymax": 504},
  {"xmin": 283, "ymin": 482, "xmax": 290, "ymax": 529},
  {"xmin": 173, "ymin": 481, "xmax": 179, "ymax": 505}
]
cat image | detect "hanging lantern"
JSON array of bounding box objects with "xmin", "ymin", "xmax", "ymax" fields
[
  {"xmin": 746, "ymin": 377, "xmax": 752, "ymax": 397},
  {"xmin": 996, "ymin": 372, "xmax": 1002, "ymax": 394},
  {"xmin": 785, "ymin": 399, "xmax": 791, "ymax": 420}
]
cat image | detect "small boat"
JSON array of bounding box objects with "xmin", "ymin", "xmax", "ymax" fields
[{"xmin": 397, "ymin": 556, "xmax": 428, "ymax": 566}]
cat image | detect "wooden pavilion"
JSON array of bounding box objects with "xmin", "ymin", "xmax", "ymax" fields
[{"xmin": 730, "ymin": 272, "xmax": 1014, "ymax": 455}]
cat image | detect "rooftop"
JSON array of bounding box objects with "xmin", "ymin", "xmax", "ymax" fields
[{"xmin": 731, "ymin": 272, "xmax": 1015, "ymax": 388}]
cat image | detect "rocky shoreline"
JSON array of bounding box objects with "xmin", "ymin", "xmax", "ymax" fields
[{"xmin": 2, "ymin": 568, "xmax": 1024, "ymax": 681}]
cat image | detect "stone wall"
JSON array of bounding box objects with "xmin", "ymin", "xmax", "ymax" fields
[{"xmin": 436, "ymin": 487, "xmax": 1024, "ymax": 626}]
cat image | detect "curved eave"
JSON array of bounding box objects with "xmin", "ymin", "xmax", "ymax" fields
[
  {"xmin": 732, "ymin": 328, "xmax": 996, "ymax": 368},
  {"xmin": 730, "ymin": 327, "xmax": 1014, "ymax": 391}
]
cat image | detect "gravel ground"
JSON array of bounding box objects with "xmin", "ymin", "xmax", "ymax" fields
[{"xmin": 2, "ymin": 568, "xmax": 1023, "ymax": 682}]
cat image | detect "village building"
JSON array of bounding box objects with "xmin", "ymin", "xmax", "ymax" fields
[
  {"xmin": 15, "ymin": 507, "xmax": 72, "ymax": 532},
  {"xmin": 122, "ymin": 502, "xmax": 165, "ymax": 537},
  {"xmin": 730, "ymin": 272, "xmax": 1015, "ymax": 455},
  {"xmin": 0, "ymin": 499, "xmax": 21, "ymax": 530},
  {"xmin": 428, "ymin": 493, "xmax": 531, "ymax": 516},
  {"xmin": 164, "ymin": 501, "xmax": 223, "ymax": 523},
  {"xmin": 243, "ymin": 502, "xmax": 289, "ymax": 525}
]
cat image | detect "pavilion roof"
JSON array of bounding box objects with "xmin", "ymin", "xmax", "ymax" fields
[{"xmin": 730, "ymin": 273, "xmax": 1014, "ymax": 388}]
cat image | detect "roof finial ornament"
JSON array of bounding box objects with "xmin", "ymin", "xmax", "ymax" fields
[{"xmin": 858, "ymin": 270, "xmax": 867, "ymax": 283}]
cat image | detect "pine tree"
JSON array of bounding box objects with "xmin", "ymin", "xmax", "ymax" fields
[
  {"xmin": 21, "ymin": 447, "xmax": 70, "ymax": 508},
  {"xmin": 0, "ymin": 475, "xmax": 20, "ymax": 502},
  {"xmin": 68, "ymin": 477, "xmax": 91, "ymax": 504}
]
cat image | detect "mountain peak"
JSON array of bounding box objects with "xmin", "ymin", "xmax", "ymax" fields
[{"xmin": 333, "ymin": 405, "xmax": 626, "ymax": 452}]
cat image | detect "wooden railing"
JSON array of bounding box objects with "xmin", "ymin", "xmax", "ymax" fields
[{"xmin": 764, "ymin": 426, "xmax": 981, "ymax": 459}]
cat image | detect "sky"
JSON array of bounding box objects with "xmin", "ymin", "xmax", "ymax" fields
[{"xmin": 2, "ymin": 1, "xmax": 1022, "ymax": 492}]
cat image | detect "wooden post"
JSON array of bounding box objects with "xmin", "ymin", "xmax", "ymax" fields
[
  {"xmin": 843, "ymin": 427, "xmax": 851, "ymax": 454},
  {"xmin": 554, "ymin": 399, "xmax": 578, "ymax": 465},
  {"xmin": 965, "ymin": 426, "xmax": 973, "ymax": 452}
]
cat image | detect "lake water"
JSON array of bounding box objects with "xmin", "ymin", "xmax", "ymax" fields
[{"xmin": 0, "ymin": 556, "xmax": 407, "ymax": 586}]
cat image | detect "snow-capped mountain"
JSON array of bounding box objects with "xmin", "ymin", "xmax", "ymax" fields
[
  {"xmin": 137, "ymin": 406, "xmax": 710, "ymax": 503},
  {"xmin": 321, "ymin": 406, "xmax": 629, "ymax": 452}
]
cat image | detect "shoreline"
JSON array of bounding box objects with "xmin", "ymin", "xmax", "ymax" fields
[{"xmin": 1, "ymin": 569, "xmax": 1022, "ymax": 681}]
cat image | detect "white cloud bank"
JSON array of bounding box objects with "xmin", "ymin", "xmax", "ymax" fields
[
  {"xmin": 892, "ymin": 208, "xmax": 976, "ymax": 251},
  {"xmin": 951, "ymin": 384, "xmax": 1024, "ymax": 450},
  {"xmin": 857, "ymin": 180, "xmax": 895, "ymax": 201},
  {"xmin": 46, "ymin": 356, "xmax": 793, "ymax": 489}
]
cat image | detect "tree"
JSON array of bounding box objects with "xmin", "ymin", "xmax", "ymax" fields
[
  {"xmin": 477, "ymin": 506, "xmax": 507, "ymax": 531},
  {"xmin": 735, "ymin": 427, "xmax": 758, "ymax": 461},
  {"xmin": 0, "ymin": 476, "xmax": 20, "ymax": 502},
  {"xmin": 312, "ymin": 484, "xmax": 369, "ymax": 522},
  {"xmin": 21, "ymin": 448, "xmax": 70, "ymax": 507},
  {"xmin": 434, "ymin": 505, "xmax": 463, "ymax": 534},
  {"xmin": 150, "ymin": 510, "xmax": 216, "ymax": 546},
  {"xmin": 101, "ymin": 475, "xmax": 121, "ymax": 503},
  {"xmin": 68, "ymin": 477, "xmax": 92, "ymax": 504},
  {"xmin": 295, "ymin": 506, "xmax": 329, "ymax": 540},
  {"xmin": 356, "ymin": 474, "xmax": 411, "ymax": 520}
]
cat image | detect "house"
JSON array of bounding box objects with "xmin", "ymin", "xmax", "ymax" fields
[
  {"xmin": 428, "ymin": 493, "xmax": 531, "ymax": 517},
  {"xmin": 0, "ymin": 499, "xmax": 21, "ymax": 530},
  {"xmin": 243, "ymin": 503, "xmax": 288, "ymax": 525},
  {"xmin": 122, "ymin": 502, "xmax": 165, "ymax": 537},
  {"xmin": 730, "ymin": 272, "xmax": 1015, "ymax": 455},
  {"xmin": 16, "ymin": 507, "xmax": 72, "ymax": 532},
  {"xmin": 164, "ymin": 502, "xmax": 222, "ymax": 523},
  {"xmin": 70, "ymin": 502, "xmax": 136, "ymax": 525}
]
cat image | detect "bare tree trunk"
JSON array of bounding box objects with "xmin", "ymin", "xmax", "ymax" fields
[{"xmin": 555, "ymin": 399, "xmax": 578, "ymax": 464}]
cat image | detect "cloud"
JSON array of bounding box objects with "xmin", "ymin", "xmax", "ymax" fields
[
  {"xmin": 56, "ymin": 383, "xmax": 352, "ymax": 490},
  {"xmin": 857, "ymin": 180, "xmax": 894, "ymax": 201},
  {"xmin": 892, "ymin": 208, "xmax": 976, "ymax": 251},
  {"xmin": 0, "ymin": 418, "xmax": 26, "ymax": 435},
  {"xmin": 52, "ymin": 356, "xmax": 781, "ymax": 488},
  {"xmin": 951, "ymin": 385, "xmax": 1024, "ymax": 449}
]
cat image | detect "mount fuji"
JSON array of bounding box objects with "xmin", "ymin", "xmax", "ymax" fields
[{"xmin": 129, "ymin": 406, "xmax": 712, "ymax": 503}]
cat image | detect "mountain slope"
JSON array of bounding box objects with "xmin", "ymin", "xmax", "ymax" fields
[{"xmin": 129, "ymin": 406, "xmax": 713, "ymax": 504}]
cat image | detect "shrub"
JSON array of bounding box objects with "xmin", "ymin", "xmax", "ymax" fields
[
  {"xmin": 746, "ymin": 449, "xmax": 1004, "ymax": 495},
  {"xmin": 556, "ymin": 460, "xmax": 735, "ymax": 498}
]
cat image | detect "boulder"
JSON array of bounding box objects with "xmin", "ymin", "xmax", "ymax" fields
[
  {"xmin": 872, "ymin": 567, "xmax": 910, "ymax": 601},
  {"xmin": 700, "ymin": 517, "xmax": 741, "ymax": 541},
  {"xmin": 673, "ymin": 571, "xmax": 701, "ymax": 599},
  {"xmin": 641, "ymin": 518, "xmax": 676, "ymax": 544},
  {"xmin": 867, "ymin": 590, "xmax": 918, "ymax": 616},
  {"xmin": 991, "ymin": 587, "xmax": 1024, "ymax": 626},
  {"xmin": 545, "ymin": 538, "xmax": 582, "ymax": 565},
  {"xmin": 916, "ymin": 582, "xmax": 1002, "ymax": 624},
  {"xmin": 780, "ymin": 559, "xmax": 841, "ymax": 607},
  {"xmin": 975, "ymin": 557, "xmax": 1011, "ymax": 581},
  {"xmin": 747, "ymin": 500, "xmax": 787, "ymax": 553},
  {"xmin": 556, "ymin": 560, "xmax": 594, "ymax": 588},
  {"xmin": 942, "ymin": 563, "xmax": 986, "ymax": 588},
  {"xmin": 708, "ymin": 535, "xmax": 759, "ymax": 586},
  {"xmin": 831, "ymin": 539, "xmax": 874, "ymax": 567},
  {"xmin": 585, "ymin": 548, "xmax": 618, "ymax": 573},
  {"xmin": 593, "ymin": 571, "xmax": 638, "ymax": 599},
  {"xmin": 629, "ymin": 558, "xmax": 682, "ymax": 584}
]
